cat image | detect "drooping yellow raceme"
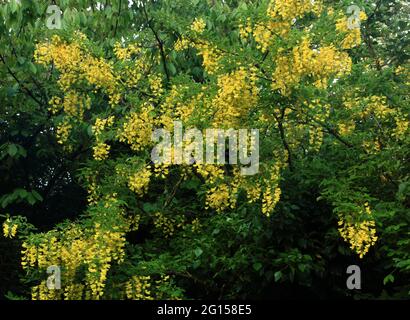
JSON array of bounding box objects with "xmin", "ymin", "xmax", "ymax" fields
[
  {"xmin": 2, "ymin": 219, "xmax": 18, "ymax": 238},
  {"xmin": 35, "ymin": 34, "xmax": 121, "ymax": 108},
  {"xmin": 272, "ymin": 38, "xmax": 352, "ymax": 94},
  {"xmin": 261, "ymin": 186, "xmax": 281, "ymax": 217},
  {"xmin": 338, "ymin": 203, "xmax": 378, "ymax": 258},
  {"xmin": 267, "ymin": 0, "xmax": 322, "ymax": 21},
  {"xmin": 93, "ymin": 116, "xmax": 115, "ymax": 137},
  {"xmin": 174, "ymin": 37, "xmax": 190, "ymax": 51},
  {"xmin": 191, "ymin": 18, "xmax": 206, "ymax": 34},
  {"xmin": 118, "ymin": 104, "xmax": 155, "ymax": 152},
  {"xmin": 205, "ymin": 183, "xmax": 237, "ymax": 213},
  {"xmin": 245, "ymin": 182, "xmax": 262, "ymax": 204},
  {"xmin": 153, "ymin": 212, "xmax": 185, "ymax": 238},
  {"xmin": 93, "ymin": 142, "xmax": 111, "ymax": 161},
  {"xmin": 195, "ymin": 164, "xmax": 225, "ymax": 185},
  {"xmin": 126, "ymin": 275, "xmax": 153, "ymax": 300},
  {"xmin": 252, "ymin": 20, "xmax": 291, "ymax": 53},
  {"xmin": 125, "ymin": 275, "xmax": 178, "ymax": 300},
  {"xmin": 336, "ymin": 11, "xmax": 367, "ymax": 49},
  {"xmin": 338, "ymin": 122, "xmax": 356, "ymax": 136},
  {"xmin": 56, "ymin": 121, "xmax": 72, "ymax": 145},
  {"xmin": 212, "ymin": 67, "xmax": 259, "ymax": 127},
  {"xmin": 23, "ymin": 218, "xmax": 128, "ymax": 300},
  {"xmin": 194, "ymin": 41, "xmax": 221, "ymax": 75},
  {"xmin": 114, "ymin": 42, "xmax": 141, "ymax": 61},
  {"xmin": 128, "ymin": 166, "xmax": 152, "ymax": 197}
]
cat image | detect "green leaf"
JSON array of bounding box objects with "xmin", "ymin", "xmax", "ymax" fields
[
  {"xmin": 28, "ymin": 62, "xmax": 37, "ymax": 74},
  {"xmin": 167, "ymin": 62, "xmax": 177, "ymax": 76},
  {"xmin": 8, "ymin": 144, "xmax": 18, "ymax": 157},
  {"xmin": 383, "ymin": 274, "xmax": 394, "ymax": 285},
  {"xmin": 16, "ymin": 189, "xmax": 28, "ymax": 198},
  {"xmin": 87, "ymin": 125, "xmax": 94, "ymax": 137},
  {"xmin": 17, "ymin": 56, "xmax": 25, "ymax": 64},
  {"xmin": 274, "ymin": 271, "xmax": 282, "ymax": 282},
  {"xmin": 253, "ymin": 262, "xmax": 262, "ymax": 272},
  {"xmin": 194, "ymin": 248, "xmax": 203, "ymax": 257},
  {"xmin": 26, "ymin": 193, "xmax": 36, "ymax": 206},
  {"xmin": 10, "ymin": 0, "xmax": 18, "ymax": 13},
  {"xmin": 31, "ymin": 190, "xmax": 43, "ymax": 202}
]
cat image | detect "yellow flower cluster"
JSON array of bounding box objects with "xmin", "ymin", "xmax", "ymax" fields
[
  {"xmin": 93, "ymin": 116, "xmax": 115, "ymax": 136},
  {"xmin": 22, "ymin": 220, "xmax": 128, "ymax": 300},
  {"xmin": 158, "ymin": 85, "xmax": 209, "ymax": 129},
  {"xmin": 393, "ymin": 115, "xmax": 409, "ymax": 139},
  {"xmin": 245, "ymin": 182, "xmax": 262, "ymax": 203},
  {"xmin": 93, "ymin": 142, "xmax": 111, "ymax": 161},
  {"xmin": 174, "ymin": 37, "xmax": 190, "ymax": 51},
  {"xmin": 114, "ymin": 42, "xmax": 141, "ymax": 61},
  {"xmin": 35, "ymin": 35, "xmax": 121, "ymax": 107},
  {"xmin": 31, "ymin": 281, "xmax": 61, "ymax": 300},
  {"xmin": 253, "ymin": 21, "xmax": 291, "ymax": 53},
  {"xmin": 154, "ymin": 212, "xmax": 185, "ymax": 238},
  {"xmin": 92, "ymin": 116, "xmax": 115, "ymax": 161},
  {"xmin": 127, "ymin": 214, "xmax": 141, "ymax": 232},
  {"xmin": 309, "ymin": 127, "xmax": 324, "ymax": 152},
  {"xmin": 239, "ymin": 18, "xmax": 253, "ymax": 40},
  {"xmin": 118, "ymin": 104, "xmax": 154, "ymax": 151},
  {"xmin": 63, "ymin": 284, "xmax": 85, "ymax": 300},
  {"xmin": 261, "ymin": 186, "xmax": 281, "ymax": 217},
  {"xmin": 128, "ymin": 166, "xmax": 152, "ymax": 196},
  {"xmin": 149, "ymin": 74, "xmax": 164, "ymax": 97},
  {"xmin": 62, "ymin": 91, "xmax": 91, "ymax": 118},
  {"xmin": 338, "ymin": 121, "xmax": 356, "ymax": 136},
  {"xmin": 32, "ymin": 282, "xmax": 84, "ymax": 300},
  {"xmin": 188, "ymin": 218, "xmax": 201, "ymax": 233},
  {"xmin": 195, "ymin": 164, "xmax": 225, "ymax": 185},
  {"xmin": 2, "ymin": 218, "xmax": 18, "ymax": 238},
  {"xmin": 260, "ymin": 162, "xmax": 282, "ymax": 216},
  {"xmin": 87, "ymin": 182, "xmax": 99, "ymax": 205},
  {"xmin": 362, "ymin": 96, "xmax": 391, "ymax": 118},
  {"xmin": 84, "ymin": 57, "xmax": 121, "ymax": 106},
  {"xmin": 56, "ymin": 121, "xmax": 72, "ymax": 145},
  {"xmin": 272, "ymin": 38, "xmax": 352, "ymax": 94},
  {"xmin": 34, "ymin": 36, "xmax": 83, "ymax": 90},
  {"xmin": 153, "ymin": 164, "xmax": 170, "ymax": 179},
  {"xmin": 352, "ymin": 95, "xmax": 409, "ymax": 140},
  {"xmin": 336, "ymin": 11, "xmax": 367, "ymax": 49},
  {"xmin": 194, "ymin": 41, "xmax": 221, "ymax": 75},
  {"xmin": 362, "ymin": 139, "xmax": 382, "ymax": 154},
  {"xmin": 114, "ymin": 42, "xmax": 148, "ymax": 88},
  {"xmin": 191, "ymin": 18, "xmax": 206, "ymax": 34},
  {"xmin": 124, "ymin": 60, "xmax": 146, "ymax": 88},
  {"xmin": 48, "ymin": 96, "xmax": 62, "ymax": 114},
  {"xmin": 125, "ymin": 275, "xmax": 176, "ymax": 300},
  {"xmin": 267, "ymin": 0, "xmax": 322, "ymax": 21},
  {"xmin": 205, "ymin": 184, "xmax": 236, "ymax": 213},
  {"xmin": 125, "ymin": 276, "xmax": 153, "ymax": 300},
  {"xmin": 212, "ymin": 67, "xmax": 259, "ymax": 127},
  {"xmin": 174, "ymin": 36, "xmax": 220, "ymax": 74},
  {"xmin": 338, "ymin": 203, "xmax": 378, "ymax": 258},
  {"xmin": 177, "ymin": 93, "xmax": 205, "ymax": 124}
]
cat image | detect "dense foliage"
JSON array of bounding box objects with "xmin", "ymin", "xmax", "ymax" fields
[{"xmin": 0, "ymin": 0, "xmax": 409, "ymax": 300}]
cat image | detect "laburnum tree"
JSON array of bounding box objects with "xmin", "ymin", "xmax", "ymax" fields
[{"xmin": 0, "ymin": 0, "xmax": 409, "ymax": 299}]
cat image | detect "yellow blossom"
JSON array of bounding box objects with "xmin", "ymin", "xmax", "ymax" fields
[{"xmin": 191, "ymin": 18, "xmax": 206, "ymax": 34}]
